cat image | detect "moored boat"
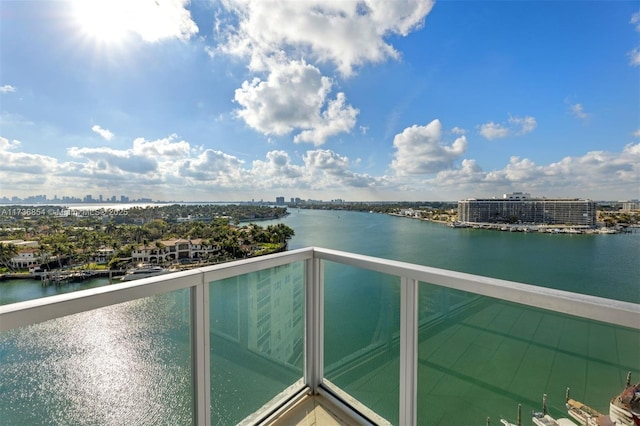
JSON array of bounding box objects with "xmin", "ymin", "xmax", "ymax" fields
[
  {"xmin": 609, "ymin": 372, "xmax": 640, "ymax": 426},
  {"xmin": 566, "ymin": 398, "xmax": 601, "ymax": 425},
  {"xmin": 566, "ymin": 388, "xmax": 602, "ymax": 426},
  {"xmin": 121, "ymin": 264, "xmax": 169, "ymax": 281},
  {"xmin": 533, "ymin": 394, "xmax": 578, "ymax": 426},
  {"xmin": 500, "ymin": 403, "xmax": 522, "ymax": 426}
]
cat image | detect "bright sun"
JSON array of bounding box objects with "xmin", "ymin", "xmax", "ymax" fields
[{"xmin": 72, "ymin": 0, "xmax": 130, "ymax": 43}]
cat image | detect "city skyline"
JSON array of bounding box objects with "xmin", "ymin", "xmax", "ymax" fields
[
  {"xmin": 1, "ymin": 1, "xmax": 639, "ymax": 202},
  {"xmin": 2, "ymin": 191, "xmax": 637, "ymax": 206}
]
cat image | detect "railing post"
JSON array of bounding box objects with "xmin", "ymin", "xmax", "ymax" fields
[
  {"xmin": 305, "ymin": 256, "xmax": 324, "ymax": 393},
  {"xmin": 400, "ymin": 277, "xmax": 418, "ymax": 426},
  {"xmin": 191, "ymin": 275, "xmax": 211, "ymax": 425}
]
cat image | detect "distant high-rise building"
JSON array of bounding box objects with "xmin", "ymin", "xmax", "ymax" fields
[
  {"xmin": 622, "ymin": 201, "xmax": 640, "ymax": 211},
  {"xmin": 275, "ymin": 197, "xmax": 285, "ymax": 205},
  {"xmin": 458, "ymin": 193, "xmax": 596, "ymax": 226}
]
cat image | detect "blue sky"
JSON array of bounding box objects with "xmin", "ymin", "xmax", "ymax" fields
[{"xmin": 1, "ymin": 0, "xmax": 638, "ymax": 202}]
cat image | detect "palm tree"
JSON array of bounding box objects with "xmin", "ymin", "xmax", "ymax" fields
[
  {"xmin": 154, "ymin": 241, "xmax": 165, "ymax": 264},
  {"xmin": 0, "ymin": 243, "xmax": 19, "ymax": 271},
  {"xmin": 37, "ymin": 242, "xmax": 51, "ymax": 269}
]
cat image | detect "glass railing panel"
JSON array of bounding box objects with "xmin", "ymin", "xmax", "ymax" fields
[
  {"xmin": 209, "ymin": 261, "xmax": 304, "ymax": 425},
  {"xmin": 417, "ymin": 282, "xmax": 640, "ymax": 426},
  {"xmin": 0, "ymin": 288, "xmax": 193, "ymax": 425},
  {"xmin": 323, "ymin": 261, "xmax": 401, "ymax": 425}
]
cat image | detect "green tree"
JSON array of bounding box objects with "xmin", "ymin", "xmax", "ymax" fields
[{"xmin": 0, "ymin": 243, "xmax": 19, "ymax": 271}]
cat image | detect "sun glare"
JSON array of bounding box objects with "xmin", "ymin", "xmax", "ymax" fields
[{"xmin": 73, "ymin": 0, "xmax": 130, "ymax": 43}]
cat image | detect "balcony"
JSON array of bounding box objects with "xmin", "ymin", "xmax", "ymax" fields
[{"xmin": 1, "ymin": 247, "xmax": 638, "ymax": 425}]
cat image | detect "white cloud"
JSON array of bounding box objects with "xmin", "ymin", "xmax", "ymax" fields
[
  {"xmin": 67, "ymin": 135, "xmax": 198, "ymax": 179},
  {"xmin": 0, "ymin": 85, "xmax": 16, "ymax": 94},
  {"xmin": 478, "ymin": 122, "xmax": 509, "ymax": 140},
  {"xmin": 251, "ymin": 150, "xmax": 304, "ymax": 182},
  {"xmin": 68, "ymin": 146, "xmax": 158, "ymax": 174},
  {"xmin": 629, "ymin": 13, "xmax": 640, "ymax": 66},
  {"xmin": 429, "ymin": 159, "xmax": 494, "ymax": 188},
  {"xmin": 4, "ymin": 130, "xmax": 638, "ymax": 201},
  {"xmin": 427, "ymin": 144, "xmax": 640, "ymax": 199},
  {"xmin": 0, "ymin": 137, "xmax": 59, "ymax": 181},
  {"xmin": 219, "ymin": 1, "xmax": 433, "ymax": 146},
  {"xmin": 631, "ymin": 11, "xmax": 640, "ymax": 31},
  {"xmin": 217, "ymin": 0, "xmax": 434, "ymax": 77},
  {"xmin": 0, "ymin": 136, "xmax": 21, "ymax": 150},
  {"xmin": 633, "ymin": 129, "xmax": 640, "ymax": 138},
  {"xmin": 478, "ymin": 115, "xmax": 537, "ymax": 140},
  {"xmin": 234, "ymin": 60, "xmax": 358, "ymax": 145},
  {"xmin": 294, "ymin": 93, "xmax": 359, "ymax": 145},
  {"xmin": 390, "ymin": 119, "xmax": 467, "ymax": 175},
  {"xmin": 91, "ymin": 125, "xmax": 114, "ymax": 141},
  {"xmin": 304, "ymin": 149, "xmax": 350, "ymax": 171},
  {"xmin": 303, "ymin": 149, "xmax": 377, "ymax": 188},
  {"xmin": 132, "ymin": 134, "xmax": 191, "ymax": 158},
  {"xmin": 451, "ymin": 127, "xmax": 466, "ymax": 135},
  {"xmin": 178, "ymin": 149, "xmax": 246, "ymax": 184},
  {"xmin": 569, "ymin": 103, "xmax": 590, "ymax": 121},
  {"xmin": 73, "ymin": 0, "xmax": 198, "ymax": 43},
  {"xmin": 628, "ymin": 48, "xmax": 640, "ymax": 67},
  {"xmin": 509, "ymin": 116, "xmax": 537, "ymax": 135}
]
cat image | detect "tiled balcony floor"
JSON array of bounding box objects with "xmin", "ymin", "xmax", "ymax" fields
[{"xmin": 268, "ymin": 395, "xmax": 364, "ymax": 426}]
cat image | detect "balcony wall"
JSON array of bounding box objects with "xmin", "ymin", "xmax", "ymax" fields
[{"xmin": 1, "ymin": 247, "xmax": 638, "ymax": 426}]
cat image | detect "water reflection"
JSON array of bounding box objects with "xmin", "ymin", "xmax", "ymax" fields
[{"xmin": 0, "ymin": 290, "xmax": 192, "ymax": 425}]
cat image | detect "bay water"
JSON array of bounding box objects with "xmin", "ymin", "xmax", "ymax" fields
[{"xmin": 1, "ymin": 209, "xmax": 638, "ymax": 425}]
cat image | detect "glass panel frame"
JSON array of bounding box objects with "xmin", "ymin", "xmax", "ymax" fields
[
  {"xmin": 322, "ymin": 261, "xmax": 401, "ymax": 425},
  {"xmin": 209, "ymin": 261, "xmax": 305, "ymax": 425},
  {"xmin": 416, "ymin": 282, "xmax": 640, "ymax": 426}
]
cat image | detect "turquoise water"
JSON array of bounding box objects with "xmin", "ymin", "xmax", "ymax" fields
[
  {"xmin": 276, "ymin": 209, "xmax": 639, "ymax": 302},
  {"xmin": 1, "ymin": 209, "xmax": 638, "ymax": 425},
  {"xmin": 0, "ymin": 277, "xmax": 113, "ymax": 306}
]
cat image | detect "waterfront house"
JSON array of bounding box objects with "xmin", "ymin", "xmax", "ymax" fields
[
  {"xmin": 91, "ymin": 247, "xmax": 116, "ymax": 264},
  {"xmin": 1, "ymin": 240, "xmax": 43, "ymax": 269},
  {"xmin": 10, "ymin": 248, "xmax": 41, "ymax": 269},
  {"xmin": 131, "ymin": 238, "xmax": 221, "ymax": 263}
]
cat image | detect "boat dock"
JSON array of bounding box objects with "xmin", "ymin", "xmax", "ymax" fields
[{"xmin": 37, "ymin": 270, "xmax": 125, "ymax": 286}]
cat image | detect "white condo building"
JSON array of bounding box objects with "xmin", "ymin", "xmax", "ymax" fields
[{"xmin": 457, "ymin": 193, "xmax": 597, "ymax": 226}]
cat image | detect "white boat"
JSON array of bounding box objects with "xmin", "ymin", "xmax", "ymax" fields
[
  {"xmin": 564, "ymin": 372, "xmax": 640, "ymax": 426},
  {"xmin": 500, "ymin": 403, "xmax": 522, "ymax": 426},
  {"xmin": 533, "ymin": 394, "xmax": 578, "ymax": 426},
  {"xmin": 608, "ymin": 372, "xmax": 640, "ymax": 426},
  {"xmin": 566, "ymin": 398, "xmax": 601, "ymax": 425},
  {"xmin": 532, "ymin": 413, "xmax": 577, "ymax": 426},
  {"xmin": 121, "ymin": 264, "xmax": 169, "ymax": 281}
]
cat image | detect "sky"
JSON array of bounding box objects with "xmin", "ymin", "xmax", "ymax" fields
[{"xmin": 1, "ymin": 0, "xmax": 639, "ymax": 202}]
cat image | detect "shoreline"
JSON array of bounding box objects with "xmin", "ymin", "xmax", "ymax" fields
[{"xmin": 387, "ymin": 213, "xmax": 631, "ymax": 234}]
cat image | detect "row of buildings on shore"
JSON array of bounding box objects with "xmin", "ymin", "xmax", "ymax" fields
[
  {"xmin": 1, "ymin": 238, "xmax": 225, "ymax": 271},
  {"xmin": 395, "ymin": 193, "xmax": 636, "ymax": 230}
]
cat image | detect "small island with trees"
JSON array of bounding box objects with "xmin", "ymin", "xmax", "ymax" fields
[{"xmin": 0, "ymin": 204, "xmax": 294, "ymax": 281}]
